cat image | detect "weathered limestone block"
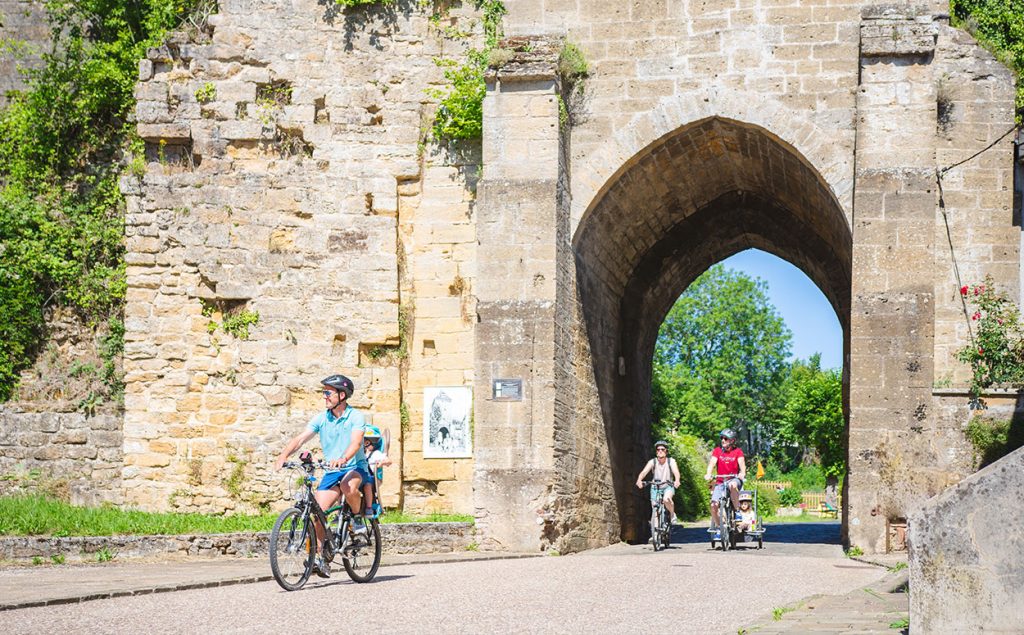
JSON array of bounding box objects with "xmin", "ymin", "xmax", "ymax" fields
[
  {"xmin": 909, "ymin": 445, "xmax": 1024, "ymax": 632},
  {"xmin": 137, "ymin": 123, "xmax": 192, "ymax": 141}
]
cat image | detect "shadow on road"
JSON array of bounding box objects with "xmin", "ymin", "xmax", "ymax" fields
[{"xmin": 671, "ymin": 521, "xmax": 841, "ymax": 546}]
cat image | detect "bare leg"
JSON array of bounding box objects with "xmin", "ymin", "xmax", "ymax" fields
[
  {"xmin": 711, "ymin": 500, "xmax": 720, "ymax": 526},
  {"xmin": 313, "ymin": 488, "xmax": 341, "ymax": 549},
  {"xmin": 340, "ymin": 471, "xmax": 364, "ymax": 516},
  {"xmin": 729, "ymin": 480, "xmax": 741, "ymax": 512}
]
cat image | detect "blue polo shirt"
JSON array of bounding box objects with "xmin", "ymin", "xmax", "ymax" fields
[{"xmin": 306, "ymin": 406, "xmax": 368, "ymax": 471}]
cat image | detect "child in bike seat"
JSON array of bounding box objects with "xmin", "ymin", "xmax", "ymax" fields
[
  {"xmin": 736, "ymin": 491, "xmax": 756, "ymax": 531},
  {"xmin": 361, "ymin": 425, "xmax": 392, "ymax": 518}
]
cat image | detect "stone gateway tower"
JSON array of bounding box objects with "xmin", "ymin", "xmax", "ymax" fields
[{"xmin": 120, "ymin": 0, "xmax": 1019, "ymax": 554}]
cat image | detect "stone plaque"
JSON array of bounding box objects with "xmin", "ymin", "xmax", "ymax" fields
[{"xmin": 492, "ymin": 379, "xmax": 522, "ymax": 401}]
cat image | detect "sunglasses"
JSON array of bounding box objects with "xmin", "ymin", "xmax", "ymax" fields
[{"xmin": 322, "ymin": 389, "xmax": 338, "ymax": 397}]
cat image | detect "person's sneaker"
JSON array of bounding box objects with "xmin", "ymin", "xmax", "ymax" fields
[
  {"xmin": 713, "ymin": 530, "xmax": 721, "ymax": 540},
  {"xmin": 314, "ymin": 556, "xmax": 330, "ymax": 579},
  {"xmin": 350, "ymin": 518, "xmax": 368, "ymax": 536}
]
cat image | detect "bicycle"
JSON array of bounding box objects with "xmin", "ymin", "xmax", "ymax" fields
[
  {"xmin": 270, "ymin": 454, "xmax": 382, "ymax": 590},
  {"xmin": 644, "ymin": 479, "xmax": 672, "ymax": 551},
  {"xmin": 708, "ymin": 475, "xmax": 742, "ymax": 551}
]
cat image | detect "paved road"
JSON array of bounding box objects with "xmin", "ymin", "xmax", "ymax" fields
[{"xmin": 0, "ymin": 522, "xmax": 887, "ymax": 634}]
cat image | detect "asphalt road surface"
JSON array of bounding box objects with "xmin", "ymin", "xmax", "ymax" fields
[{"xmin": 0, "ymin": 522, "xmax": 885, "ymax": 634}]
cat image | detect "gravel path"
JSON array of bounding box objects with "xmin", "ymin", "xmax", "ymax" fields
[{"xmin": 0, "ymin": 524, "xmax": 886, "ymax": 635}]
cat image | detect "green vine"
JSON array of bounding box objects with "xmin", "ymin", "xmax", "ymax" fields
[
  {"xmin": 0, "ymin": 1, "xmax": 214, "ymax": 401},
  {"xmin": 428, "ymin": 0, "xmax": 507, "ymax": 142}
]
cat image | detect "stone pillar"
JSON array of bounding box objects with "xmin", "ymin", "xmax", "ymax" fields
[
  {"xmin": 473, "ymin": 38, "xmax": 563, "ymax": 551},
  {"xmin": 849, "ymin": 6, "xmax": 938, "ymax": 553}
]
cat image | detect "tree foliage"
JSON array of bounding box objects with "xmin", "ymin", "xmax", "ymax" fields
[
  {"xmin": 652, "ymin": 265, "xmax": 792, "ymax": 445},
  {"xmin": 775, "ymin": 355, "xmax": 846, "ymax": 478},
  {"xmin": 0, "ymin": 1, "xmax": 206, "ymax": 400}
]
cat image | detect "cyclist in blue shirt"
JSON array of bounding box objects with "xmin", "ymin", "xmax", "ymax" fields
[{"xmin": 275, "ymin": 374, "xmax": 372, "ymax": 576}]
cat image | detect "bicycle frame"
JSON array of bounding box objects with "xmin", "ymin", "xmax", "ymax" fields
[{"xmin": 288, "ymin": 461, "xmax": 358, "ymax": 559}]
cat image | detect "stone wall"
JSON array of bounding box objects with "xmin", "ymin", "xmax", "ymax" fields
[
  {"xmin": 0, "ymin": 521, "xmax": 476, "ymax": 562},
  {"xmin": 0, "ymin": 405, "xmax": 122, "ymax": 506},
  {"xmin": 28, "ymin": 0, "xmax": 1015, "ymax": 556},
  {"xmin": 120, "ymin": 0, "xmax": 484, "ymax": 515},
  {"xmin": 908, "ymin": 444, "xmax": 1024, "ymax": 632}
]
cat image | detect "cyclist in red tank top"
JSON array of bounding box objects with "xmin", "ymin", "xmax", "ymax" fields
[{"xmin": 704, "ymin": 428, "xmax": 746, "ymax": 530}]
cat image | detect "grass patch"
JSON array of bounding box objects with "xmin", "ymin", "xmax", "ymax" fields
[
  {"xmin": 890, "ymin": 617, "xmax": 909, "ymax": 630},
  {"xmin": 0, "ymin": 495, "xmax": 473, "ymax": 536},
  {"xmin": 888, "ymin": 561, "xmax": 907, "ymax": 573},
  {"xmin": 0, "ymin": 494, "xmax": 277, "ymax": 536},
  {"xmin": 378, "ymin": 510, "xmax": 474, "ymax": 524},
  {"xmin": 846, "ymin": 545, "xmax": 865, "ymax": 557},
  {"xmin": 772, "ymin": 606, "xmax": 795, "ymax": 621}
]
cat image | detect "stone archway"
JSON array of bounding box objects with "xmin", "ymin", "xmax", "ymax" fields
[{"xmin": 572, "ymin": 117, "xmax": 852, "ymax": 542}]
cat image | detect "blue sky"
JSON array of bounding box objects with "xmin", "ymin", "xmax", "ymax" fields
[{"xmin": 719, "ymin": 249, "xmax": 843, "ymax": 369}]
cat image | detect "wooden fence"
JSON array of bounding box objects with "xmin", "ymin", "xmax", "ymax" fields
[
  {"xmin": 800, "ymin": 491, "xmax": 841, "ymax": 517},
  {"xmin": 754, "ymin": 480, "xmax": 792, "ymax": 491}
]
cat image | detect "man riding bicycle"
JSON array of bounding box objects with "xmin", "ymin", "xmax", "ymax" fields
[
  {"xmin": 636, "ymin": 440, "xmax": 682, "ymax": 522},
  {"xmin": 274, "ymin": 373, "xmax": 372, "ymax": 577},
  {"xmin": 704, "ymin": 428, "xmax": 746, "ymax": 534}
]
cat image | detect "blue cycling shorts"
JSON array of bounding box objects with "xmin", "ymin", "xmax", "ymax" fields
[
  {"xmin": 317, "ymin": 465, "xmax": 372, "ymax": 491},
  {"xmin": 650, "ymin": 484, "xmax": 675, "ymax": 502}
]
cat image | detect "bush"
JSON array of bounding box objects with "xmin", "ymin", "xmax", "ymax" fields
[
  {"xmin": 753, "ymin": 483, "xmax": 779, "ymax": 517},
  {"xmin": 965, "ymin": 417, "xmax": 1024, "ymax": 467},
  {"xmin": 778, "ymin": 488, "xmax": 802, "ymax": 507},
  {"xmin": 661, "ymin": 433, "xmax": 710, "ymax": 521}
]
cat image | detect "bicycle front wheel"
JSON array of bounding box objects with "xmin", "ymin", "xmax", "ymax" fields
[
  {"xmin": 343, "ymin": 517, "xmax": 382, "ymax": 582},
  {"xmin": 719, "ymin": 505, "xmax": 731, "ymax": 552},
  {"xmin": 650, "ymin": 509, "xmax": 662, "ymax": 552},
  {"xmin": 270, "ymin": 507, "xmax": 316, "ymax": 591}
]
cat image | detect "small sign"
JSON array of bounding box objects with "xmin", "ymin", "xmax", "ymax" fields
[{"xmin": 492, "ymin": 379, "xmax": 523, "ymax": 401}]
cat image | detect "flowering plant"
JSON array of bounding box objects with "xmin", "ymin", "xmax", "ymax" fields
[{"xmin": 956, "ymin": 276, "xmax": 1024, "ymax": 396}]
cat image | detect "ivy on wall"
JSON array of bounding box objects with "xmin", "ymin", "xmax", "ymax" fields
[
  {"xmin": 0, "ymin": 1, "xmax": 214, "ymax": 401},
  {"xmin": 428, "ymin": 0, "xmax": 506, "ymax": 141}
]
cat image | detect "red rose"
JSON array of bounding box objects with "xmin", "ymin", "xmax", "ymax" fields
[
  {"xmin": 972, "ymin": 312, "xmax": 981, "ymax": 320},
  {"xmin": 960, "ymin": 285, "xmax": 968, "ymax": 296}
]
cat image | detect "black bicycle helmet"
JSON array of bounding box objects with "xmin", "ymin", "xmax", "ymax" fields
[
  {"xmin": 654, "ymin": 440, "xmax": 669, "ymax": 450},
  {"xmin": 720, "ymin": 428, "xmax": 737, "ymax": 440},
  {"xmin": 321, "ymin": 374, "xmax": 354, "ymax": 398}
]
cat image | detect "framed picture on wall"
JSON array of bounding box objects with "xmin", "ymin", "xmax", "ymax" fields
[{"xmin": 423, "ymin": 386, "xmax": 472, "ymax": 458}]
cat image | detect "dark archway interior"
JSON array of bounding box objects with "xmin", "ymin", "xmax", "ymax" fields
[{"xmin": 572, "ymin": 117, "xmax": 852, "ymax": 541}]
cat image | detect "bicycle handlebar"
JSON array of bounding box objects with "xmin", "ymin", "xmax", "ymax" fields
[{"xmin": 281, "ymin": 460, "xmax": 330, "ymax": 471}]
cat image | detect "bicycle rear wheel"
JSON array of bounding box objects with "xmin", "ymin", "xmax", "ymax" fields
[
  {"xmin": 270, "ymin": 507, "xmax": 316, "ymax": 591},
  {"xmin": 343, "ymin": 517, "xmax": 382, "ymax": 582}
]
